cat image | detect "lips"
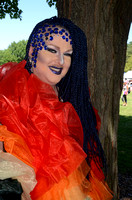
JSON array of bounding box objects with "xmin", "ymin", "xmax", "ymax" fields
[{"xmin": 48, "ymin": 66, "xmax": 63, "ymax": 75}]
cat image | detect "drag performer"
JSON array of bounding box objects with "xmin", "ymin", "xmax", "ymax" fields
[{"xmin": 0, "ymin": 16, "xmax": 113, "ymax": 200}]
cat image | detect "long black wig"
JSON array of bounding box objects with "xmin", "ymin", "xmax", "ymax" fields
[{"xmin": 25, "ymin": 16, "xmax": 106, "ymax": 170}]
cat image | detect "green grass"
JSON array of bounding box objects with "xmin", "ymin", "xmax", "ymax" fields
[{"xmin": 118, "ymin": 91, "xmax": 132, "ymax": 174}]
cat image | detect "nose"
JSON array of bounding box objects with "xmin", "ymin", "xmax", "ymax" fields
[{"xmin": 58, "ymin": 53, "xmax": 64, "ymax": 65}]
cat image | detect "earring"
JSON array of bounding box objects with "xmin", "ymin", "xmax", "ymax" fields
[
  {"xmin": 28, "ymin": 56, "xmax": 34, "ymax": 73},
  {"xmin": 29, "ymin": 57, "xmax": 32, "ymax": 63}
]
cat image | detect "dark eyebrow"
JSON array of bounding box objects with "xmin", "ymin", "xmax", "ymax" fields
[{"xmin": 65, "ymin": 48, "xmax": 73, "ymax": 52}]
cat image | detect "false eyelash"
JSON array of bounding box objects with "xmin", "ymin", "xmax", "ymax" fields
[
  {"xmin": 64, "ymin": 53, "xmax": 73, "ymax": 57},
  {"xmin": 46, "ymin": 47, "xmax": 57, "ymax": 53}
]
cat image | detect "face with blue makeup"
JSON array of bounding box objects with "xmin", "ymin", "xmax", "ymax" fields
[{"xmin": 29, "ymin": 26, "xmax": 73, "ymax": 87}]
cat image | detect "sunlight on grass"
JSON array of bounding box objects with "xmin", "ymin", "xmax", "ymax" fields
[
  {"xmin": 120, "ymin": 92, "xmax": 132, "ymax": 116},
  {"xmin": 118, "ymin": 92, "xmax": 132, "ymax": 174}
]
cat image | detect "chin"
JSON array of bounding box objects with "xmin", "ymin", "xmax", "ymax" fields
[
  {"xmin": 46, "ymin": 80, "xmax": 60, "ymax": 86},
  {"xmin": 49, "ymin": 77, "xmax": 62, "ymax": 86}
]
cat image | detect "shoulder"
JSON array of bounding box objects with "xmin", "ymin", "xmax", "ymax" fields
[
  {"xmin": 0, "ymin": 60, "xmax": 27, "ymax": 81},
  {"xmin": 0, "ymin": 62, "xmax": 18, "ymax": 81},
  {"xmin": 0, "ymin": 60, "xmax": 29, "ymax": 96}
]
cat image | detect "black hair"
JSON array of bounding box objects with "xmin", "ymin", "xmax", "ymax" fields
[{"xmin": 25, "ymin": 16, "xmax": 106, "ymax": 170}]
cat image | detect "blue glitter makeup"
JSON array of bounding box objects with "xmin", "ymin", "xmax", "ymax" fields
[
  {"xmin": 42, "ymin": 29, "xmax": 46, "ymax": 33},
  {"xmin": 30, "ymin": 25, "xmax": 72, "ymax": 68},
  {"xmin": 50, "ymin": 30, "xmax": 54, "ymax": 34},
  {"xmin": 42, "ymin": 42, "xmax": 45, "ymax": 46},
  {"xmin": 44, "ymin": 24, "xmax": 49, "ymax": 27},
  {"xmin": 49, "ymin": 36, "xmax": 53, "ymax": 40},
  {"xmin": 59, "ymin": 31, "xmax": 63, "ymax": 35},
  {"xmin": 45, "ymin": 33, "xmax": 49, "ymax": 36},
  {"xmin": 44, "ymin": 46, "xmax": 47, "ymax": 50},
  {"xmin": 40, "ymin": 39, "xmax": 43, "ymax": 43},
  {"xmin": 54, "ymin": 30, "xmax": 58, "ymax": 34}
]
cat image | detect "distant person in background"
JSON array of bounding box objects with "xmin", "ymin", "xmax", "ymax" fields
[
  {"xmin": 128, "ymin": 82, "xmax": 131, "ymax": 94},
  {"xmin": 123, "ymin": 84, "xmax": 128, "ymax": 106}
]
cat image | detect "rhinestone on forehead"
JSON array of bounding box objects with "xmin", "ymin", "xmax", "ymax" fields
[{"xmin": 30, "ymin": 24, "xmax": 72, "ymax": 68}]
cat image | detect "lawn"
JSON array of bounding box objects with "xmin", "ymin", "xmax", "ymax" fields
[{"xmin": 118, "ymin": 91, "xmax": 132, "ymax": 174}]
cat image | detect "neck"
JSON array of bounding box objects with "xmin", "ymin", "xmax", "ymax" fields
[{"xmin": 51, "ymin": 85, "xmax": 58, "ymax": 96}]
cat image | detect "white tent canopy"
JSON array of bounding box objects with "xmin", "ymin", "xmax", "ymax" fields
[{"xmin": 124, "ymin": 70, "xmax": 132, "ymax": 81}]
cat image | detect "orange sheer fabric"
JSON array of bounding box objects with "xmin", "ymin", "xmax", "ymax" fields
[{"xmin": 0, "ymin": 125, "xmax": 112, "ymax": 200}]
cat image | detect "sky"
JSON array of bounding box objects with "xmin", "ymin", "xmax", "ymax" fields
[
  {"xmin": 0, "ymin": 0, "xmax": 57, "ymax": 50},
  {"xmin": 0, "ymin": 0, "xmax": 132, "ymax": 50}
]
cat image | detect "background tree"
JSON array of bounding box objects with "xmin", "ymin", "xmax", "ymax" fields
[
  {"xmin": 125, "ymin": 42, "xmax": 132, "ymax": 72},
  {"xmin": 0, "ymin": 40, "xmax": 27, "ymax": 65},
  {"xmin": 0, "ymin": 0, "xmax": 22, "ymax": 20},
  {"xmin": 8, "ymin": 40, "xmax": 27, "ymax": 62},
  {"xmin": 46, "ymin": 0, "xmax": 57, "ymax": 7},
  {"xmin": 0, "ymin": 49, "xmax": 17, "ymax": 64},
  {"xmin": 57, "ymin": 0, "xmax": 132, "ymax": 199}
]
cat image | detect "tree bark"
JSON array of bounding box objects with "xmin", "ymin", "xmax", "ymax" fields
[{"xmin": 57, "ymin": 0, "xmax": 132, "ymax": 199}]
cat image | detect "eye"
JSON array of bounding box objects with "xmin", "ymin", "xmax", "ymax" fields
[
  {"xmin": 46, "ymin": 47, "xmax": 57, "ymax": 53},
  {"xmin": 64, "ymin": 52, "xmax": 73, "ymax": 57}
]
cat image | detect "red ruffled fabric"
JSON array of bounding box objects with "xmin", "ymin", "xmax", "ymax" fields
[
  {"xmin": 0, "ymin": 61, "xmax": 113, "ymax": 199},
  {"xmin": 0, "ymin": 62, "xmax": 18, "ymax": 81}
]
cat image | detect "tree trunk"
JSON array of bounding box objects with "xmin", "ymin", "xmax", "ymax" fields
[{"xmin": 57, "ymin": 0, "xmax": 132, "ymax": 199}]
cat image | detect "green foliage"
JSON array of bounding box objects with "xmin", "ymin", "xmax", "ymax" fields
[
  {"xmin": 0, "ymin": 49, "xmax": 17, "ymax": 64},
  {"xmin": 8, "ymin": 40, "xmax": 27, "ymax": 62},
  {"xmin": 0, "ymin": 40, "xmax": 27, "ymax": 65},
  {"xmin": 46, "ymin": 0, "xmax": 57, "ymax": 7},
  {"xmin": 0, "ymin": 0, "xmax": 22, "ymax": 20},
  {"xmin": 125, "ymin": 42, "xmax": 132, "ymax": 72}
]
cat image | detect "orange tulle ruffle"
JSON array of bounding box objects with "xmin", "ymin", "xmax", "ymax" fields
[
  {"xmin": 0, "ymin": 125, "xmax": 112, "ymax": 200},
  {"xmin": 34, "ymin": 160, "xmax": 113, "ymax": 200},
  {"xmin": 0, "ymin": 61, "xmax": 113, "ymax": 199}
]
